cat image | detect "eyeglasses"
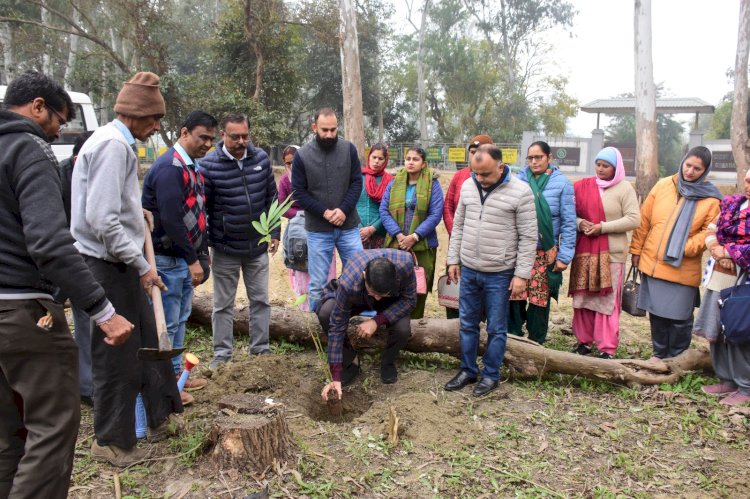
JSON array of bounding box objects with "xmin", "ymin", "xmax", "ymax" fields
[
  {"xmin": 46, "ymin": 105, "xmax": 68, "ymax": 130},
  {"xmin": 226, "ymin": 133, "xmax": 249, "ymax": 142},
  {"xmin": 526, "ymin": 155, "xmax": 546, "ymax": 162}
]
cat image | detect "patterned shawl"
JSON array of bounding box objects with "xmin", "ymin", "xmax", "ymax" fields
[
  {"xmin": 384, "ymin": 167, "xmax": 432, "ymax": 252},
  {"xmin": 716, "ymin": 194, "xmax": 750, "ymax": 273}
]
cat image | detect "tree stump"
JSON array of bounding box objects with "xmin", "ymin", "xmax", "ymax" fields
[{"xmin": 209, "ymin": 395, "xmax": 295, "ymax": 472}]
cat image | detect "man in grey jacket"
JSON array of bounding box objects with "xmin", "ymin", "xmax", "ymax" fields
[
  {"xmin": 72, "ymin": 72, "xmax": 183, "ymax": 467},
  {"xmin": 0, "ymin": 71, "xmax": 133, "ymax": 499},
  {"xmin": 444, "ymin": 144, "xmax": 537, "ymax": 396}
]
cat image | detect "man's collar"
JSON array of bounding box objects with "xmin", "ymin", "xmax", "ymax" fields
[
  {"xmin": 112, "ymin": 119, "xmax": 135, "ymax": 146},
  {"xmin": 173, "ymin": 142, "xmax": 194, "ymax": 167},
  {"xmin": 222, "ymin": 142, "xmax": 247, "ymax": 162}
]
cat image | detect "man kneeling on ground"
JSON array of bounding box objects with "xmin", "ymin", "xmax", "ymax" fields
[{"xmin": 318, "ymin": 249, "xmax": 416, "ymax": 401}]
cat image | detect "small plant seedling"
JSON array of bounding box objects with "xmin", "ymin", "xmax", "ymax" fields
[{"xmin": 251, "ymin": 195, "xmax": 296, "ymax": 245}]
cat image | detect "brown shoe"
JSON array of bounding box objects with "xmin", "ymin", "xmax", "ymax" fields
[
  {"xmin": 180, "ymin": 391, "xmax": 194, "ymax": 406},
  {"xmin": 91, "ymin": 441, "xmax": 147, "ymax": 467},
  {"xmin": 181, "ymin": 376, "xmax": 207, "ymax": 392},
  {"xmin": 147, "ymin": 413, "xmax": 185, "ymax": 443}
]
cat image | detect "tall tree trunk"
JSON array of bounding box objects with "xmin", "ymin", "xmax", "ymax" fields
[
  {"xmin": 244, "ymin": 0, "xmax": 264, "ymax": 101},
  {"xmin": 732, "ymin": 0, "xmax": 750, "ymax": 188},
  {"xmin": 417, "ymin": 0, "xmax": 430, "ymax": 146},
  {"xmin": 377, "ymin": 74, "xmax": 384, "ymax": 143},
  {"xmin": 0, "ymin": 23, "xmax": 13, "ymax": 85},
  {"xmin": 339, "ymin": 0, "xmax": 365, "ymax": 156},
  {"xmin": 634, "ymin": 0, "xmax": 659, "ymax": 202},
  {"xmin": 40, "ymin": 5, "xmax": 52, "ymax": 75},
  {"xmin": 63, "ymin": 8, "xmax": 80, "ymax": 90}
]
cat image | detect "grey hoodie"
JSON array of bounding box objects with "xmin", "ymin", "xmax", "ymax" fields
[{"xmin": 0, "ymin": 109, "xmax": 112, "ymax": 320}]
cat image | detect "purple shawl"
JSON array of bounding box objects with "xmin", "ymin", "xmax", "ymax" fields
[{"xmin": 716, "ymin": 194, "xmax": 750, "ymax": 273}]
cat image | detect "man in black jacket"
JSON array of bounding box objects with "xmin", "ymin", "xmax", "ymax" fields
[
  {"xmin": 0, "ymin": 71, "xmax": 133, "ymax": 499},
  {"xmin": 198, "ymin": 114, "xmax": 279, "ymax": 368}
]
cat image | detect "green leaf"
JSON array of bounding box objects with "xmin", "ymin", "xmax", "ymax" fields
[
  {"xmin": 251, "ymin": 220, "xmax": 264, "ymax": 233},
  {"xmin": 293, "ymin": 294, "xmax": 307, "ymax": 307}
]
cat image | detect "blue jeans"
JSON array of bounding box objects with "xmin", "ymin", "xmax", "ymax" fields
[
  {"xmin": 307, "ymin": 227, "xmax": 363, "ymax": 310},
  {"xmin": 459, "ymin": 266, "xmax": 513, "ymax": 381},
  {"xmin": 156, "ymin": 255, "xmax": 193, "ymax": 374}
]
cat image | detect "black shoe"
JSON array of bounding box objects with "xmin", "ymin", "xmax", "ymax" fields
[
  {"xmin": 472, "ymin": 378, "xmax": 498, "ymax": 397},
  {"xmin": 341, "ymin": 363, "xmax": 361, "ymax": 386},
  {"xmin": 572, "ymin": 343, "xmax": 592, "ymax": 355},
  {"xmin": 253, "ymin": 349, "xmax": 272, "ymax": 356},
  {"xmin": 444, "ymin": 371, "xmax": 477, "ymax": 391},
  {"xmin": 80, "ymin": 395, "xmax": 94, "ymax": 407},
  {"xmin": 599, "ymin": 352, "xmax": 614, "ymax": 360},
  {"xmin": 381, "ymin": 363, "xmax": 398, "ymax": 384}
]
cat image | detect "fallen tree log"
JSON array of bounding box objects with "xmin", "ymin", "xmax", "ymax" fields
[{"xmin": 189, "ymin": 294, "xmax": 712, "ymax": 386}]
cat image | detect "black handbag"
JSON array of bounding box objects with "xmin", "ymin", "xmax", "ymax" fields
[
  {"xmin": 621, "ymin": 266, "xmax": 646, "ymax": 317},
  {"xmin": 719, "ymin": 273, "xmax": 750, "ymax": 344}
]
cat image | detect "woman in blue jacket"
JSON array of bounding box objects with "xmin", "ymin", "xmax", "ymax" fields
[
  {"xmin": 380, "ymin": 147, "xmax": 444, "ymax": 319},
  {"xmin": 509, "ymin": 141, "xmax": 577, "ymax": 344}
]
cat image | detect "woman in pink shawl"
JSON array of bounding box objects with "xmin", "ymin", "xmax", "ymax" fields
[{"xmin": 569, "ymin": 147, "xmax": 640, "ymax": 358}]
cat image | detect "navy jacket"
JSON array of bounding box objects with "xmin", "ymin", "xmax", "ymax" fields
[{"xmin": 198, "ymin": 141, "xmax": 279, "ymax": 257}]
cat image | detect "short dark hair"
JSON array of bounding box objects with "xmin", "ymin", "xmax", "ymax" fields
[
  {"xmin": 72, "ymin": 131, "xmax": 94, "ymax": 156},
  {"xmin": 4, "ymin": 70, "xmax": 76, "ymax": 121},
  {"xmin": 528, "ymin": 140, "xmax": 551, "ymax": 156},
  {"xmin": 364, "ymin": 257, "xmax": 399, "ymax": 296},
  {"xmin": 220, "ymin": 113, "xmax": 248, "ymax": 129},
  {"xmin": 314, "ymin": 107, "xmax": 337, "ymax": 122},
  {"xmin": 181, "ymin": 111, "xmax": 218, "ymax": 132},
  {"xmin": 685, "ymin": 146, "xmax": 712, "ymax": 170},
  {"xmin": 474, "ymin": 144, "xmax": 503, "ymax": 162}
]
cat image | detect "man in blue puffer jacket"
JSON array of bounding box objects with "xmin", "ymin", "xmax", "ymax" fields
[
  {"xmin": 509, "ymin": 141, "xmax": 577, "ymax": 344},
  {"xmin": 198, "ymin": 114, "xmax": 279, "ymax": 368}
]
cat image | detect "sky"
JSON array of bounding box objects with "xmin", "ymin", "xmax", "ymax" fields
[{"xmin": 394, "ymin": 0, "xmax": 740, "ymax": 138}]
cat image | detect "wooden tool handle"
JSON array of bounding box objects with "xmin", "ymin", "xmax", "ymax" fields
[{"xmin": 143, "ymin": 222, "xmax": 170, "ymax": 350}]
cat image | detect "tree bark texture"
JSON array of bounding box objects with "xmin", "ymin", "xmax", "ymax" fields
[
  {"xmin": 209, "ymin": 395, "xmax": 295, "ymax": 472},
  {"xmin": 339, "ymin": 0, "xmax": 365, "ymax": 156},
  {"xmin": 0, "ymin": 23, "xmax": 14, "ymax": 85},
  {"xmin": 417, "ymin": 0, "xmax": 430, "ymax": 146},
  {"xmin": 633, "ymin": 0, "xmax": 659, "ymax": 202},
  {"xmin": 732, "ymin": 0, "xmax": 750, "ymax": 188},
  {"xmin": 189, "ymin": 297, "xmax": 712, "ymax": 386}
]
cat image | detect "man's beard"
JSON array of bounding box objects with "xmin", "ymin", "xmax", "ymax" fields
[{"xmin": 315, "ymin": 133, "xmax": 338, "ymax": 151}]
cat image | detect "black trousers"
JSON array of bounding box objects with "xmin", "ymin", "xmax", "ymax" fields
[
  {"xmin": 316, "ymin": 298, "xmax": 411, "ymax": 369},
  {"xmin": 85, "ymin": 257, "xmax": 182, "ymax": 450},
  {"xmin": 649, "ymin": 312, "xmax": 694, "ymax": 359},
  {"xmin": 0, "ymin": 299, "xmax": 79, "ymax": 499}
]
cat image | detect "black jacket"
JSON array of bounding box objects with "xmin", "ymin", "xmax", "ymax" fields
[
  {"xmin": 0, "ymin": 110, "xmax": 109, "ymax": 316},
  {"xmin": 198, "ymin": 141, "xmax": 279, "ymax": 257}
]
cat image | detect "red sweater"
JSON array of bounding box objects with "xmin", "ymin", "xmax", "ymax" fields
[{"xmin": 443, "ymin": 168, "xmax": 472, "ymax": 235}]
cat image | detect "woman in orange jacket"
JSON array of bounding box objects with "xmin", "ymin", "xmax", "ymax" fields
[{"xmin": 629, "ymin": 146, "xmax": 722, "ymax": 360}]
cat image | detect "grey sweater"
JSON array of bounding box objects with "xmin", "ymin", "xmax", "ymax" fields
[
  {"xmin": 71, "ymin": 122, "xmax": 150, "ymax": 275},
  {"xmin": 291, "ymin": 138, "xmax": 362, "ymax": 232}
]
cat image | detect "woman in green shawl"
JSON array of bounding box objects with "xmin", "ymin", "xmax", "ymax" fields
[
  {"xmin": 509, "ymin": 141, "xmax": 577, "ymax": 344},
  {"xmin": 380, "ymin": 147, "xmax": 445, "ymax": 318}
]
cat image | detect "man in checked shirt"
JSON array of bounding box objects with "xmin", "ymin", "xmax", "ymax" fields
[{"xmin": 316, "ymin": 249, "xmax": 417, "ymax": 400}]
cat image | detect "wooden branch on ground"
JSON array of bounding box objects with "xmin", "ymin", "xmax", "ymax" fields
[{"xmin": 189, "ymin": 295, "xmax": 712, "ymax": 386}]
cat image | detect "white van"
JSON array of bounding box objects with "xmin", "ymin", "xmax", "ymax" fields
[{"xmin": 0, "ymin": 85, "xmax": 99, "ymax": 162}]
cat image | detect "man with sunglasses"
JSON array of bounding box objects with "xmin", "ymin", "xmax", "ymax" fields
[
  {"xmin": 199, "ymin": 114, "xmax": 279, "ymax": 368},
  {"xmin": 318, "ymin": 249, "xmax": 417, "ymax": 399},
  {"xmin": 0, "ymin": 71, "xmax": 133, "ymax": 497}
]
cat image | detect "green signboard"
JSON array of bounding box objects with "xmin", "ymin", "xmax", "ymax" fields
[{"xmin": 426, "ymin": 146, "xmax": 442, "ymax": 162}]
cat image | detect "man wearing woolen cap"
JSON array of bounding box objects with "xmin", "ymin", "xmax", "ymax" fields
[{"xmin": 71, "ymin": 72, "xmax": 184, "ymax": 467}]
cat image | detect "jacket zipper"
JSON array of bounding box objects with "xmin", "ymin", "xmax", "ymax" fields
[{"xmin": 240, "ymin": 169, "xmax": 254, "ymax": 249}]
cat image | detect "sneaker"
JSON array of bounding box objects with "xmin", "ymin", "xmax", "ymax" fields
[
  {"xmin": 147, "ymin": 413, "xmax": 185, "ymax": 443},
  {"xmin": 719, "ymin": 391, "xmax": 750, "ymax": 406},
  {"xmin": 702, "ymin": 382, "xmax": 739, "ymax": 396},
  {"xmin": 181, "ymin": 391, "xmax": 194, "ymax": 406},
  {"xmin": 91, "ymin": 441, "xmax": 147, "ymax": 467},
  {"xmin": 599, "ymin": 352, "xmax": 614, "ymax": 360},
  {"xmin": 572, "ymin": 343, "xmax": 592, "ymax": 355},
  {"xmin": 180, "ymin": 376, "xmax": 207, "ymax": 392}
]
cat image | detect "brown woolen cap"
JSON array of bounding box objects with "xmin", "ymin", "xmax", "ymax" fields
[
  {"xmin": 468, "ymin": 134, "xmax": 494, "ymax": 148},
  {"xmin": 113, "ymin": 72, "xmax": 166, "ymax": 118}
]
